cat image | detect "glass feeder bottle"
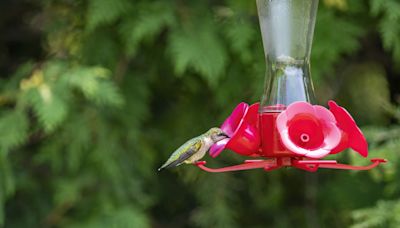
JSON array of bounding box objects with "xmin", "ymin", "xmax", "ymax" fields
[{"xmin": 257, "ymin": 0, "xmax": 319, "ymax": 157}]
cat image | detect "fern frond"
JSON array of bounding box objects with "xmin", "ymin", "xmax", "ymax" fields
[
  {"xmin": 369, "ymin": 0, "xmax": 400, "ymax": 62},
  {"xmin": 352, "ymin": 200, "xmax": 400, "ymax": 228},
  {"xmin": 65, "ymin": 66, "xmax": 123, "ymax": 107},
  {"xmin": 168, "ymin": 23, "xmax": 227, "ymax": 87},
  {"xmin": 86, "ymin": 0, "xmax": 132, "ymax": 30},
  {"xmin": 311, "ymin": 8, "xmax": 365, "ymax": 79},
  {"xmin": 119, "ymin": 2, "xmax": 175, "ymax": 56},
  {"xmin": 28, "ymin": 88, "xmax": 69, "ymax": 133},
  {"xmin": 223, "ymin": 19, "xmax": 255, "ymax": 62},
  {"xmin": 0, "ymin": 111, "xmax": 28, "ymax": 152}
]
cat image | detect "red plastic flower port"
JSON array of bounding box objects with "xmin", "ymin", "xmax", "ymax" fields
[
  {"xmin": 328, "ymin": 100, "xmax": 368, "ymax": 157},
  {"xmin": 210, "ymin": 103, "xmax": 260, "ymax": 157},
  {"xmin": 276, "ymin": 102, "xmax": 341, "ymax": 158}
]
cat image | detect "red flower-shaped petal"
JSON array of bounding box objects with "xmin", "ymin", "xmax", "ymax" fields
[
  {"xmin": 276, "ymin": 102, "xmax": 341, "ymax": 158},
  {"xmin": 210, "ymin": 103, "xmax": 260, "ymax": 157},
  {"xmin": 328, "ymin": 100, "xmax": 368, "ymax": 157}
]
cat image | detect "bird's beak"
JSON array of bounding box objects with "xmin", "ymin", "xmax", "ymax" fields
[{"xmin": 218, "ymin": 132, "xmax": 229, "ymax": 138}]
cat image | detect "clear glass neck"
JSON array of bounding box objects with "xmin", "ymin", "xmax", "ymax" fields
[{"xmin": 257, "ymin": 0, "xmax": 319, "ymax": 112}]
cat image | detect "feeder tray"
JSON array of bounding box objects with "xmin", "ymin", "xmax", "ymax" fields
[
  {"xmin": 195, "ymin": 159, "xmax": 387, "ymax": 173},
  {"xmin": 194, "ymin": 0, "xmax": 386, "ymax": 173}
]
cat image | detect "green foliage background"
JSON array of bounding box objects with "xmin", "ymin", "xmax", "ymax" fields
[{"xmin": 0, "ymin": 0, "xmax": 400, "ymax": 227}]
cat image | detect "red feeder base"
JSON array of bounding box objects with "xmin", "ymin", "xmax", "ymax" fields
[{"xmin": 195, "ymin": 158, "xmax": 387, "ymax": 173}]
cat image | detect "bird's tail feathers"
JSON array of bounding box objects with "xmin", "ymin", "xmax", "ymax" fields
[{"xmin": 157, "ymin": 160, "xmax": 182, "ymax": 171}]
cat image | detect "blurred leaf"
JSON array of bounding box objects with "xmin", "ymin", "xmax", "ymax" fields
[
  {"xmin": 0, "ymin": 111, "xmax": 28, "ymax": 152},
  {"xmin": 223, "ymin": 19, "xmax": 255, "ymax": 63},
  {"xmin": 370, "ymin": 0, "xmax": 400, "ymax": 62},
  {"xmin": 30, "ymin": 88, "xmax": 68, "ymax": 133},
  {"xmin": 352, "ymin": 200, "xmax": 400, "ymax": 228},
  {"xmin": 86, "ymin": 0, "xmax": 132, "ymax": 30},
  {"xmin": 0, "ymin": 153, "xmax": 15, "ymax": 225},
  {"xmin": 65, "ymin": 66, "xmax": 124, "ymax": 107},
  {"xmin": 323, "ymin": 0, "xmax": 348, "ymax": 10},
  {"xmin": 119, "ymin": 2, "xmax": 175, "ymax": 56},
  {"xmin": 312, "ymin": 8, "xmax": 365, "ymax": 81},
  {"xmin": 80, "ymin": 30, "xmax": 120, "ymax": 67},
  {"xmin": 68, "ymin": 206, "xmax": 150, "ymax": 228},
  {"xmin": 168, "ymin": 22, "xmax": 227, "ymax": 87},
  {"xmin": 338, "ymin": 63, "xmax": 390, "ymax": 125}
]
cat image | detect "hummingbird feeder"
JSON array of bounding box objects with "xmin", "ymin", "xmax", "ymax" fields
[{"xmin": 195, "ymin": 0, "xmax": 386, "ymax": 172}]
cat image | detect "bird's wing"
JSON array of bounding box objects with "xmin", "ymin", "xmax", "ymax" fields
[
  {"xmin": 176, "ymin": 140, "xmax": 202, "ymax": 162},
  {"xmin": 159, "ymin": 139, "xmax": 203, "ymax": 170}
]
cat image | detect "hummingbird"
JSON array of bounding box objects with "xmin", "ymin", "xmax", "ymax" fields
[{"xmin": 158, "ymin": 127, "xmax": 228, "ymax": 171}]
